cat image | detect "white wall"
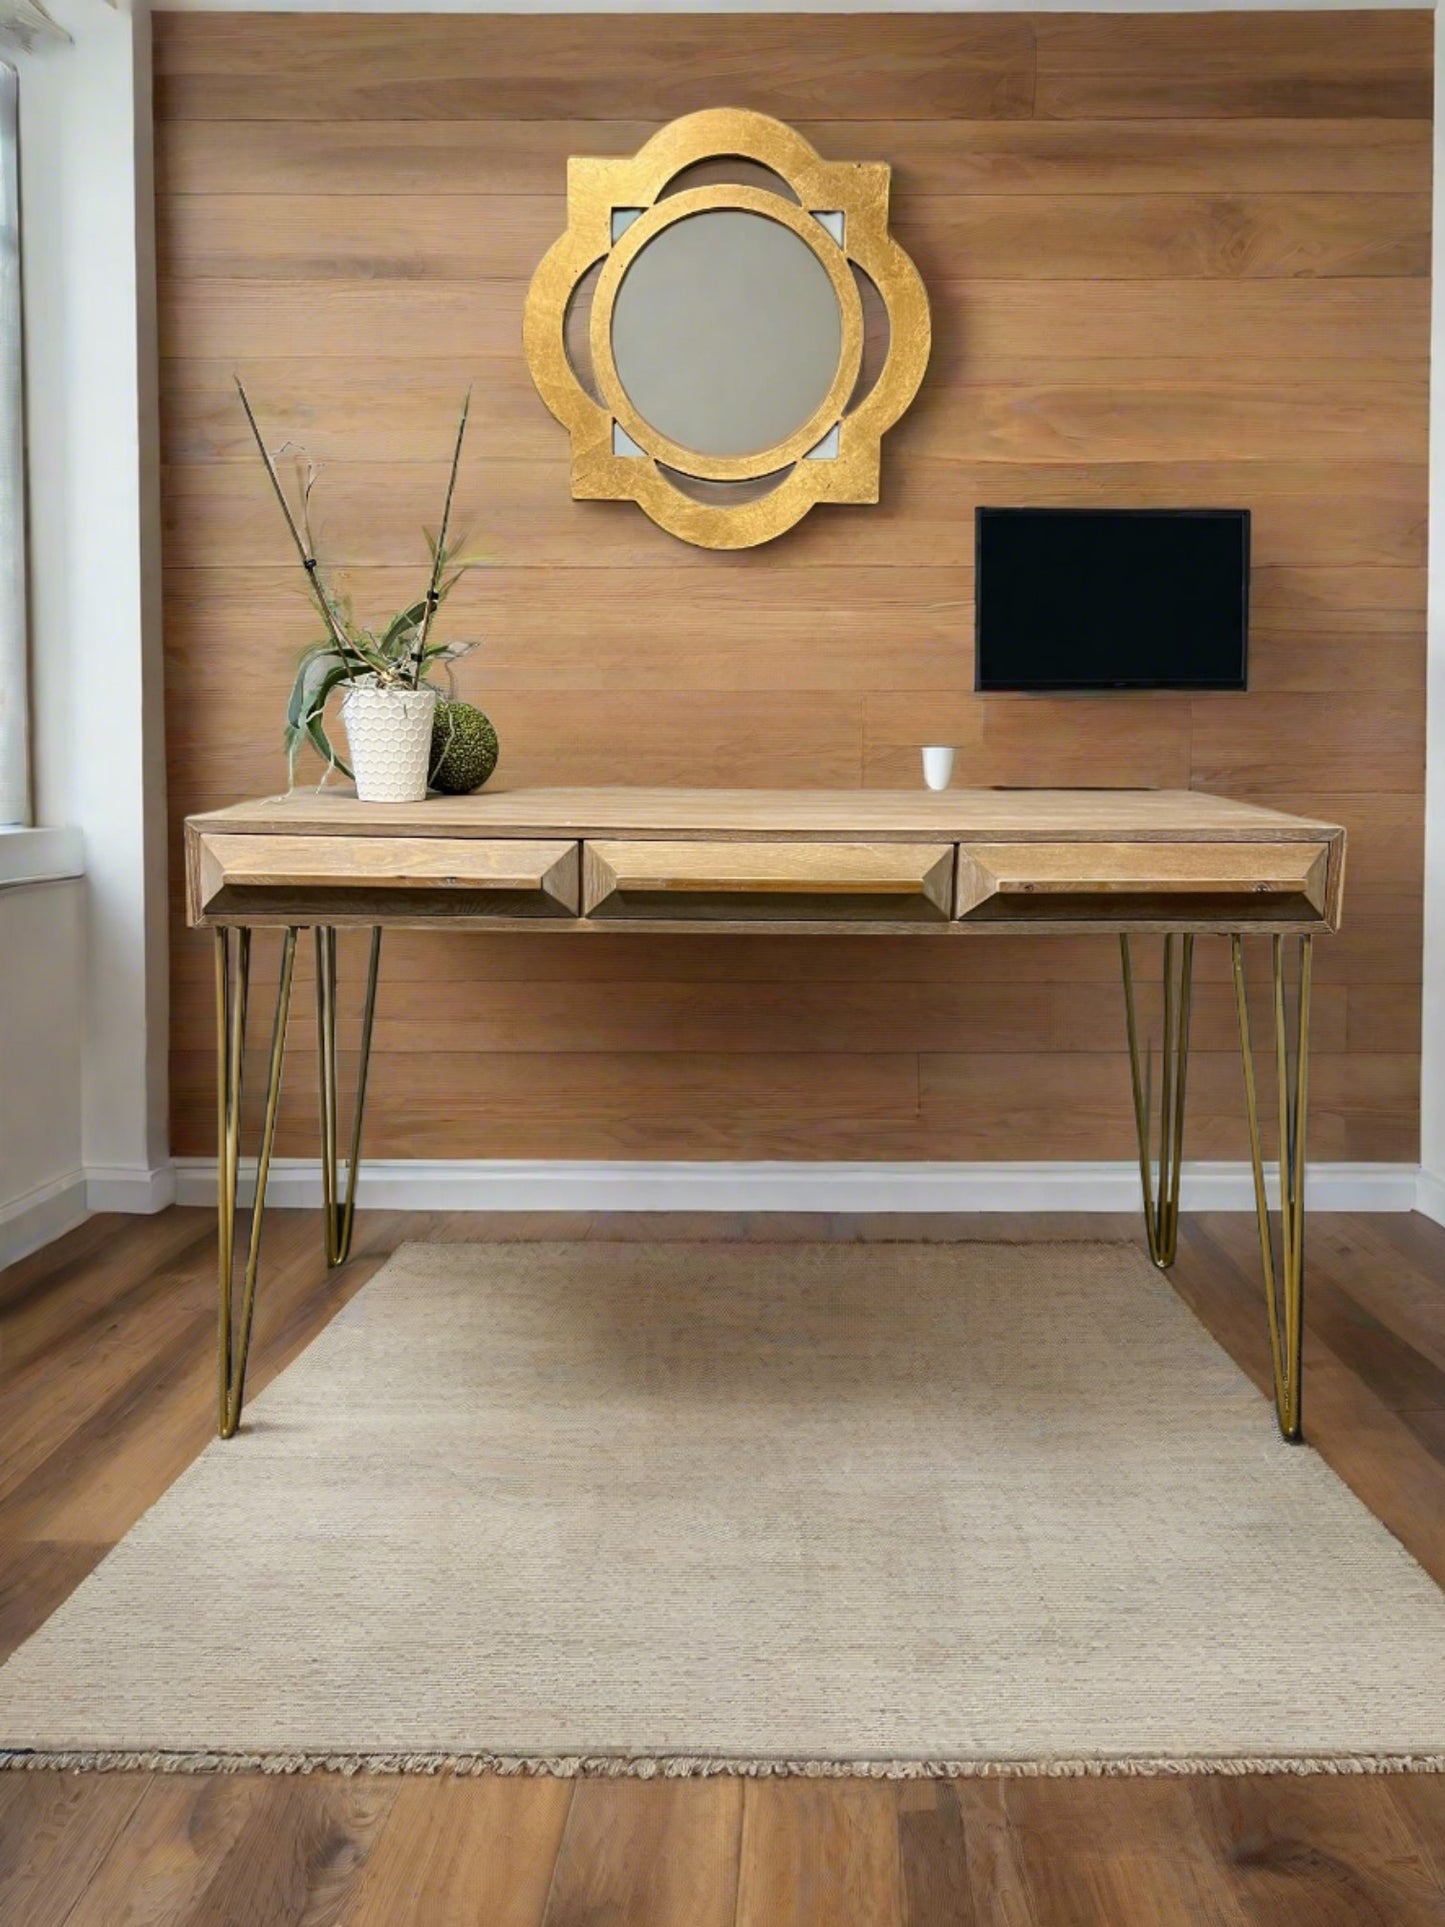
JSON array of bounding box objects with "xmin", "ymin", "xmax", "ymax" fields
[
  {"xmin": 0, "ymin": 879, "xmax": 85, "ymax": 1263},
  {"xmin": 15, "ymin": 0, "xmax": 170, "ymax": 1217}
]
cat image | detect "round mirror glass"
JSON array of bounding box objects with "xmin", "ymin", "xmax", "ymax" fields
[{"xmin": 610, "ymin": 209, "xmax": 842, "ymax": 459}]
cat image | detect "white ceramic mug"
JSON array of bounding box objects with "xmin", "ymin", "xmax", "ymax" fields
[{"xmin": 922, "ymin": 746, "xmax": 955, "ymax": 791}]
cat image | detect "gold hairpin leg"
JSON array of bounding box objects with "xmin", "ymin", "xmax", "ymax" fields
[
  {"xmin": 315, "ymin": 925, "xmax": 382, "ymax": 1269},
  {"xmin": 1233, "ymin": 933, "xmax": 1312, "ymax": 1442},
  {"xmin": 215, "ymin": 925, "xmax": 298, "ymax": 1439},
  {"xmin": 1121, "ymin": 933, "xmax": 1194, "ymax": 1271}
]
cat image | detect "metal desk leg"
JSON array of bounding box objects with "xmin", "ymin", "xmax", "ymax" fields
[
  {"xmin": 215, "ymin": 925, "xmax": 298, "ymax": 1439},
  {"xmin": 1232, "ymin": 934, "xmax": 1312, "ymax": 1442},
  {"xmin": 1120, "ymin": 933, "xmax": 1194, "ymax": 1272},
  {"xmin": 314, "ymin": 925, "xmax": 382, "ymax": 1269}
]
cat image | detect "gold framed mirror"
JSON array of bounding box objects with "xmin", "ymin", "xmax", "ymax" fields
[{"xmin": 523, "ymin": 109, "xmax": 931, "ymax": 550}]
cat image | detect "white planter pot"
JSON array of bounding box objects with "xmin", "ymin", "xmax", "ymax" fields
[{"xmin": 341, "ymin": 684, "xmax": 439, "ymax": 803}]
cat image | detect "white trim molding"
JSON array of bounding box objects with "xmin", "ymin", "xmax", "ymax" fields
[
  {"xmin": 154, "ymin": 1, "xmax": 1436, "ymax": 13},
  {"xmin": 170, "ymin": 1158, "xmax": 1424, "ymax": 1216},
  {"xmin": 85, "ymin": 1160, "xmax": 175, "ymax": 1213},
  {"xmin": 1418, "ymin": 1168, "xmax": 1445, "ymax": 1230},
  {"xmin": 1423, "ymin": 8, "xmax": 1445, "ymax": 1238},
  {"xmin": 0, "ymin": 823, "xmax": 82, "ymax": 888},
  {"xmin": 0, "ymin": 1165, "xmax": 87, "ymax": 1267}
]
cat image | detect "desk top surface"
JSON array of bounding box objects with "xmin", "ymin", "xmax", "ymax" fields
[{"xmin": 190, "ymin": 786, "xmax": 1342, "ymax": 844}]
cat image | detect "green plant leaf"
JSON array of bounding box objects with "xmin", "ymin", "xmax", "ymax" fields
[
  {"xmin": 380, "ymin": 597, "xmax": 429, "ymax": 650},
  {"xmin": 285, "ymin": 657, "xmax": 356, "ymax": 780},
  {"xmin": 304, "ymin": 709, "xmax": 352, "ymax": 781},
  {"xmin": 308, "ymin": 662, "xmax": 356, "ymax": 712},
  {"xmin": 286, "ymin": 645, "xmax": 342, "ymax": 732}
]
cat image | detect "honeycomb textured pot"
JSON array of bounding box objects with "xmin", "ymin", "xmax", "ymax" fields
[{"xmin": 341, "ymin": 684, "xmax": 439, "ymax": 803}]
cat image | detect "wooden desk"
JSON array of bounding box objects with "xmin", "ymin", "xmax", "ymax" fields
[{"xmin": 186, "ymin": 787, "xmax": 1346, "ymax": 1441}]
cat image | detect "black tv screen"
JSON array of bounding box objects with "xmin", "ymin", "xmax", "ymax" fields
[{"xmin": 975, "ymin": 507, "xmax": 1250, "ymax": 692}]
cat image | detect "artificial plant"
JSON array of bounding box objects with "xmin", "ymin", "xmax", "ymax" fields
[{"xmin": 236, "ymin": 379, "xmax": 482, "ymax": 781}]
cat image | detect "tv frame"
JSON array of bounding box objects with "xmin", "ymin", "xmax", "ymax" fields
[{"xmin": 973, "ymin": 505, "xmax": 1251, "ymax": 695}]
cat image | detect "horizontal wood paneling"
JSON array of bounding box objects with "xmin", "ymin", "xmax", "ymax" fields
[
  {"xmin": 157, "ymin": 459, "xmax": 1429, "ymax": 571},
  {"xmin": 153, "ymin": 15, "xmax": 1038, "ymax": 122},
  {"xmin": 167, "ymin": 975, "xmax": 1355, "ymax": 1059},
  {"xmin": 155, "ymin": 11, "xmax": 1429, "ymax": 1162},
  {"xmin": 166, "ymin": 1048, "xmax": 1419, "ymax": 1163},
  {"xmin": 156, "ymin": 115, "xmax": 1436, "ymax": 199},
  {"xmin": 161, "ymin": 190, "xmax": 1431, "ymax": 283},
  {"xmin": 1033, "ymin": 11, "xmax": 1432, "ymax": 121},
  {"xmin": 160, "ymin": 277, "xmax": 1430, "ymax": 364},
  {"xmin": 160, "ymin": 359, "xmax": 1429, "ymax": 467}
]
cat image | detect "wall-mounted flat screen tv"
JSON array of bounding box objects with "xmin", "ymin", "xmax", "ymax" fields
[{"xmin": 975, "ymin": 507, "xmax": 1250, "ymax": 692}]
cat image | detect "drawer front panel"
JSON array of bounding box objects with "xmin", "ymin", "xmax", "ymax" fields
[
  {"xmin": 955, "ymin": 840, "xmax": 1334, "ymax": 927},
  {"xmin": 190, "ymin": 833, "xmax": 580, "ymax": 923},
  {"xmin": 583, "ymin": 840, "xmax": 955, "ymax": 923}
]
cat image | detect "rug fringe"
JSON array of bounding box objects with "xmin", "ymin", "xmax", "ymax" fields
[{"xmin": 4, "ymin": 1749, "xmax": 1445, "ymax": 1778}]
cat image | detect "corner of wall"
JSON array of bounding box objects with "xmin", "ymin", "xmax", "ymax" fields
[
  {"xmin": 16, "ymin": 0, "xmax": 170, "ymax": 1208},
  {"xmin": 1422, "ymin": 10, "xmax": 1445, "ymax": 1209}
]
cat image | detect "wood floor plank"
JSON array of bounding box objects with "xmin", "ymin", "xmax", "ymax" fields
[
  {"xmin": 985, "ymin": 1779, "xmax": 1250, "ymax": 1927},
  {"xmin": 896, "ymin": 1782, "xmax": 984, "ymax": 1927},
  {"xmin": 0, "ymin": 1213, "xmax": 135, "ymax": 1316},
  {"xmin": 1370, "ymin": 1209, "xmax": 1445, "ymax": 1288},
  {"xmin": 0, "ymin": 1539, "xmax": 106, "ymax": 1666},
  {"xmin": 338, "ymin": 1776, "xmax": 572, "ymax": 1927},
  {"xmin": 0, "ymin": 1771, "xmax": 148, "ymax": 1927},
  {"xmin": 1304, "ymin": 1216, "xmax": 1445, "ymax": 1381},
  {"xmin": 0, "ymin": 1211, "xmax": 214, "ymax": 1386},
  {"xmin": 1383, "ymin": 1774, "xmax": 1445, "ymax": 1894},
  {"xmin": 169, "ymin": 1778, "xmax": 398, "ymax": 1927},
  {"xmin": 942, "ymin": 1785, "xmax": 1038, "ymax": 1927},
  {"xmin": 542, "ymin": 1778, "xmax": 741, "ymax": 1927},
  {"xmin": 1189, "ymin": 1775, "xmax": 1445, "ymax": 1925},
  {"xmin": 58, "ymin": 1776, "xmax": 279, "ymax": 1927},
  {"xmin": 735, "ymin": 1780, "xmax": 901, "ymax": 1927},
  {"xmin": 1193, "ymin": 1208, "xmax": 1445, "ymax": 1424}
]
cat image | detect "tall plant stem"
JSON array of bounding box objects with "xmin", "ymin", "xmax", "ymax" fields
[
  {"xmin": 235, "ymin": 378, "xmax": 350, "ymax": 655},
  {"xmin": 411, "ymin": 389, "xmax": 471, "ymax": 685}
]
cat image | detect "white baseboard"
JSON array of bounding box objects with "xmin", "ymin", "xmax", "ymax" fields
[
  {"xmin": 1417, "ymin": 1169, "xmax": 1445, "ymax": 1230},
  {"xmin": 0, "ymin": 1168, "xmax": 89, "ymax": 1269},
  {"xmin": 169, "ymin": 1157, "xmax": 1424, "ymax": 1216},
  {"xmin": 7, "ymin": 1161, "xmax": 1432, "ymax": 1272},
  {"xmin": 85, "ymin": 1163, "xmax": 177, "ymax": 1215}
]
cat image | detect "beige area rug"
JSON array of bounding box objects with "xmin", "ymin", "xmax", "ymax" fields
[{"xmin": 4, "ymin": 1239, "xmax": 1445, "ymax": 1777}]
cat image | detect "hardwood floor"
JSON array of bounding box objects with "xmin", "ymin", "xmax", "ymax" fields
[{"xmin": 2, "ymin": 1206, "xmax": 1445, "ymax": 1923}]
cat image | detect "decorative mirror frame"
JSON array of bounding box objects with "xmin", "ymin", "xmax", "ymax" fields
[{"xmin": 523, "ymin": 108, "xmax": 931, "ymax": 550}]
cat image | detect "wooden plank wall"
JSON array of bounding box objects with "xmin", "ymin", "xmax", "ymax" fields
[{"xmin": 154, "ymin": 11, "xmax": 1431, "ymax": 1165}]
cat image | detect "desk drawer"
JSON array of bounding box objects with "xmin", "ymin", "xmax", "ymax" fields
[
  {"xmin": 583, "ymin": 840, "xmax": 954, "ymax": 923},
  {"xmin": 955, "ymin": 840, "xmax": 1333, "ymax": 926},
  {"xmin": 189, "ymin": 832, "xmax": 580, "ymax": 924}
]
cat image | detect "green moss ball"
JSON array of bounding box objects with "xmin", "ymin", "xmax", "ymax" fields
[{"xmin": 429, "ymin": 698, "xmax": 499, "ymax": 795}]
